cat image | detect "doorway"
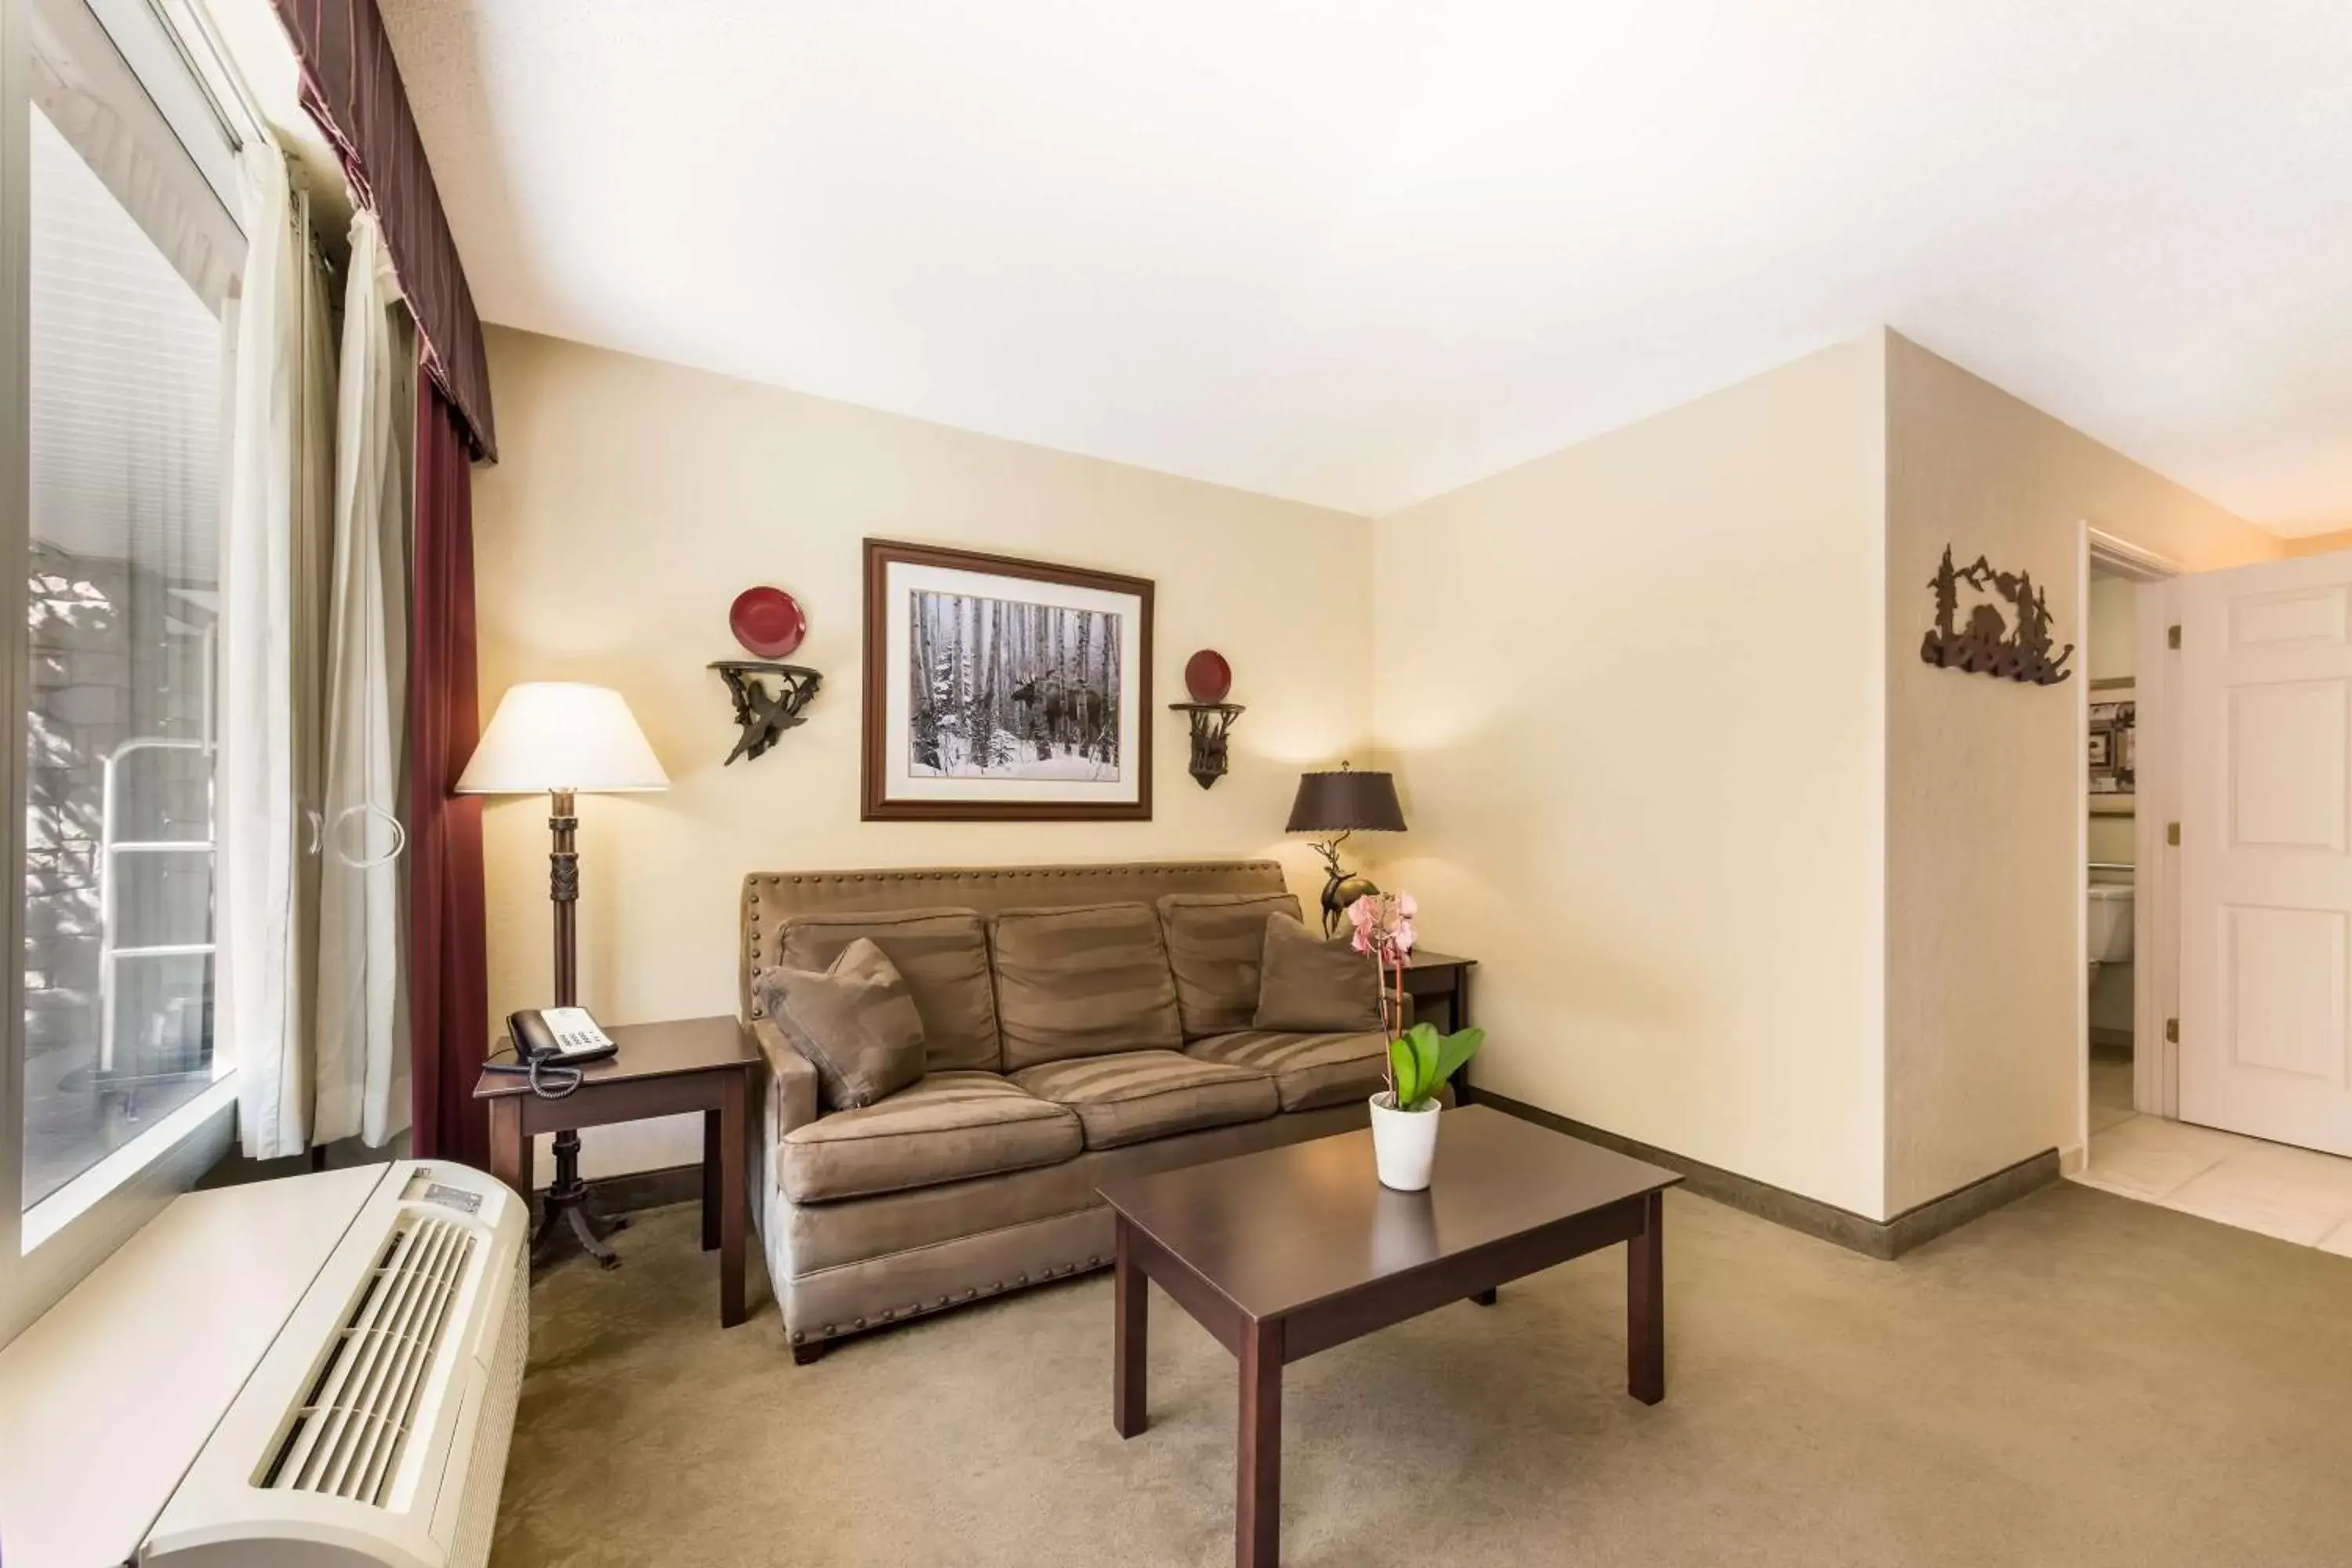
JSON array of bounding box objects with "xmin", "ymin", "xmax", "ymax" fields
[
  {"xmin": 2071, "ymin": 533, "xmax": 2352, "ymax": 1254},
  {"xmin": 2080, "ymin": 529, "xmax": 2172, "ymax": 1152}
]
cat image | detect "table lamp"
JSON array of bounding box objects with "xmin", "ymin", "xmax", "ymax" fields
[
  {"xmin": 458, "ymin": 681, "xmax": 668, "ymax": 1261},
  {"xmin": 1284, "ymin": 763, "xmax": 1406, "ymax": 937}
]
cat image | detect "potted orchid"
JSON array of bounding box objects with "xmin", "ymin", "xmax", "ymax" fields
[{"xmin": 1349, "ymin": 891, "xmax": 1483, "ymax": 1190}]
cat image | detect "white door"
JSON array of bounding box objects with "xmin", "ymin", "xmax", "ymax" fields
[{"xmin": 2179, "ymin": 550, "xmax": 2352, "ymax": 1155}]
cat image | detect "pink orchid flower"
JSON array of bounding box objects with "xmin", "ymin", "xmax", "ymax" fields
[{"xmin": 1347, "ymin": 895, "xmax": 1379, "ymax": 954}]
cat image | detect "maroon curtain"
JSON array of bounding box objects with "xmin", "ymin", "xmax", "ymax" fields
[
  {"xmin": 408, "ymin": 379, "xmax": 489, "ymax": 1165},
  {"xmin": 272, "ymin": 0, "xmax": 496, "ymax": 459}
]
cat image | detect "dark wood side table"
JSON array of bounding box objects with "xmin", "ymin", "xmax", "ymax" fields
[
  {"xmin": 474, "ymin": 1014, "xmax": 757, "ymax": 1328},
  {"xmin": 1399, "ymin": 949, "xmax": 1477, "ymax": 1096}
]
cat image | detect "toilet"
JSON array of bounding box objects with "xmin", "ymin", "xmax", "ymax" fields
[{"xmin": 2088, "ymin": 880, "xmax": 2133, "ymax": 987}]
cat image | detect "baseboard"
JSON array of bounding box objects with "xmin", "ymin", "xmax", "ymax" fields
[
  {"xmin": 539, "ymin": 1162, "xmax": 703, "ymax": 1215},
  {"xmin": 1474, "ymin": 1091, "xmax": 2059, "ymax": 1261}
]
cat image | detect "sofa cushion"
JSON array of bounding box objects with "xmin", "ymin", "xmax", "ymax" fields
[
  {"xmin": 1010, "ymin": 1051, "xmax": 1279, "ymax": 1150},
  {"xmin": 990, "ymin": 903, "xmax": 1184, "ymax": 1069},
  {"xmin": 1156, "ymin": 891, "xmax": 1304, "ymax": 1038},
  {"xmin": 1253, "ymin": 912, "xmax": 1384, "ymax": 1033},
  {"xmin": 755, "ymin": 938, "xmax": 927, "ymax": 1111},
  {"xmin": 1187, "ymin": 1029, "xmax": 1390, "ymax": 1112},
  {"xmin": 776, "ymin": 907, "xmax": 1000, "ymax": 1072},
  {"xmin": 779, "ymin": 1072, "xmax": 1082, "ymax": 1203}
]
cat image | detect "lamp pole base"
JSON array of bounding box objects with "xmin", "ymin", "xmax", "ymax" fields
[
  {"xmin": 532, "ymin": 786, "xmax": 627, "ymax": 1271},
  {"xmin": 532, "ymin": 1154, "xmax": 629, "ymax": 1269}
]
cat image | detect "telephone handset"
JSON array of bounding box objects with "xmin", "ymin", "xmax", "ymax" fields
[{"xmin": 507, "ymin": 1006, "xmax": 618, "ymax": 1066}]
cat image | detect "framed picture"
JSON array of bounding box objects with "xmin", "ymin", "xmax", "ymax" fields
[
  {"xmin": 862, "ymin": 539, "xmax": 1153, "ymax": 820},
  {"xmin": 2089, "ymin": 694, "xmax": 2136, "ymax": 797}
]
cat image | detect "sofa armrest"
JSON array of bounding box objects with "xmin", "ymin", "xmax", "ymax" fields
[{"xmin": 751, "ymin": 1016, "xmax": 821, "ymax": 1138}]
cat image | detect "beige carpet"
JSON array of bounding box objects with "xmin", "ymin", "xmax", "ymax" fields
[{"xmin": 494, "ymin": 1181, "xmax": 2352, "ymax": 1567}]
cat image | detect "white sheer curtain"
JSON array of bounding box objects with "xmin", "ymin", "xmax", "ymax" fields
[
  {"xmin": 220, "ymin": 143, "xmax": 334, "ymax": 1160},
  {"xmin": 313, "ymin": 210, "xmax": 413, "ymax": 1147}
]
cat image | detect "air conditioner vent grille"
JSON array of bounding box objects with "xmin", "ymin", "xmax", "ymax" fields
[{"xmin": 264, "ymin": 1213, "xmax": 480, "ymax": 1508}]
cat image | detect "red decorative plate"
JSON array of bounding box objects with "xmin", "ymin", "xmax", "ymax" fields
[
  {"xmin": 730, "ymin": 586, "xmax": 807, "ymax": 659},
  {"xmin": 1184, "ymin": 648, "xmax": 1232, "ymax": 704}
]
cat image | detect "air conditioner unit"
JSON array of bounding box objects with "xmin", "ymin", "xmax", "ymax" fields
[{"xmin": 0, "ymin": 1160, "xmax": 527, "ymax": 1568}]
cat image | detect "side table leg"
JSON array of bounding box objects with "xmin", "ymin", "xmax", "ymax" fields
[
  {"xmin": 488, "ymin": 1098, "xmax": 524, "ymax": 1196},
  {"xmin": 720, "ymin": 1072, "xmax": 748, "ymax": 1328},
  {"xmin": 701, "ymin": 1107, "xmax": 720, "ymax": 1253},
  {"xmin": 1628, "ymin": 1189, "xmax": 1664, "ymax": 1405},
  {"xmin": 1237, "ymin": 1316, "xmax": 1283, "ymax": 1568},
  {"xmin": 1113, "ymin": 1218, "xmax": 1148, "ymax": 1438}
]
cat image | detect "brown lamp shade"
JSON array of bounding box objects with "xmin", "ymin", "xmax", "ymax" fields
[{"xmin": 1284, "ymin": 768, "xmax": 1406, "ymax": 833}]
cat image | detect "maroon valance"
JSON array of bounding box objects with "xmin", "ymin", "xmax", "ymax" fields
[{"xmin": 270, "ymin": 0, "xmax": 497, "ymax": 461}]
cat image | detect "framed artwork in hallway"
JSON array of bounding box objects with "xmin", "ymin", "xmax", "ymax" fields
[{"xmin": 862, "ymin": 539, "xmax": 1154, "ymax": 819}]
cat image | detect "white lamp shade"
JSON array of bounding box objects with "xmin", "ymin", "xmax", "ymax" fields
[{"xmin": 456, "ymin": 682, "xmax": 670, "ymax": 795}]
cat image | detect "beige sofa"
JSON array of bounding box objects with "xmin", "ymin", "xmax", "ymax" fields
[{"xmin": 742, "ymin": 859, "xmax": 1396, "ymax": 1361}]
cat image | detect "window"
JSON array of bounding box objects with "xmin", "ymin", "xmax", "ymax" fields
[
  {"xmin": 20, "ymin": 99, "xmax": 229, "ymax": 1208},
  {"xmin": 0, "ymin": 0, "xmax": 249, "ymax": 1309}
]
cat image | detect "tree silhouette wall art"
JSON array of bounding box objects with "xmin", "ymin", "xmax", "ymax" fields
[{"xmin": 1920, "ymin": 546, "xmax": 2074, "ymax": 685}]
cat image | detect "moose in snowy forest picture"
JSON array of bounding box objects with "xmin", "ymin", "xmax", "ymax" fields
[
  {"xmin": 863, "ymin": 539, "xmax": 1153, "ymax": 820},
  {"xmin": 909, "ymin": 591, "xmax": 1123, "ymax": 779}
]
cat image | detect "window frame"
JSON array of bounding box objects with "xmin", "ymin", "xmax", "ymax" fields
[{"xmin": 0, "ymin": 0, "xmax": 261, "ymax": 1347}]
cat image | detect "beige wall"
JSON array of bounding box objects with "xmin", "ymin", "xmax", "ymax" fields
[
  {"xmin": 473, "ymin": 328, "xmax": 1376, "ymax": 1176},
  {"xmin": 474, "ymin": 321, "xmax": 2295, "ymax": 1213},
  {"xmin": 1882, "ymin": 332, "xmax": 2284, "ymax": 1212},
  {"xmin": 2085, "ymin": 574, "xmax": 2139, "ymax": 684},
  {"xmin": 1372, "ymin": 336, "xmax": 1891, "ymax": 1218}
]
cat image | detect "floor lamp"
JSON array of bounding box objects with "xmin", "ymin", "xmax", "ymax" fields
[{"xmin": 459, "ymin": 681, "xmax": 669, "ymax": 1265}]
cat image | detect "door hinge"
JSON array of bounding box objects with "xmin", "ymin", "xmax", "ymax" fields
[
  {"xmin": 2168, "ymin": 623, "xmax": 2182, "ymax": 650},
  {"xmin": 2166, "ymin": 821, "xmax": 2180, "ymax": 847},
  {"xmin": 2165, "ymin": 1018, "xmax": 2180, "ymax": 1044}
]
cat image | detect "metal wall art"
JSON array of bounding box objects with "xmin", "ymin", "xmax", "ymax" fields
[
  {"xmin": 714, "ymin": 583, "xmax": 820, "ymax": 764},
  {"xmin": 1170, "ymin": 648, "xmax": 1243, "ymax": 789},
  {"xmin": 711, "ymin": 662, "xmax": 822, "ymax": 764},
  {"xmin": 1920, "ymin": 546, "xmax": 2074, "ymax": 685}
]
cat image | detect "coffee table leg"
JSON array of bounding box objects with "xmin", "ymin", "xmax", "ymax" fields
[
  {"xmin": 1114, "ymin": 1218, "xmax": 1148, "ymax": 1438},
  {"xmin": 1628, "ymin": 1189, "xmax": 1664, "ymax": 1404},
  {"xmin": 1237, "ymin": 1316, "xmax": 1283, "ymax": 1568},
  {"xmin": 1469, "ymin": 1287, "xmax": 1497, "ymax": 1307}
]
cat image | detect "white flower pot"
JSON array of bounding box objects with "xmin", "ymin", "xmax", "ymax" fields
[{"xmin": 1370, "ymin": 1092, "xmax": 1440, "ymax": 1191}]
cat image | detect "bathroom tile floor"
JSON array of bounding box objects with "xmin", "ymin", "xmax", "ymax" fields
[{"xmin": 2074, "ymin": 1080, "xmax": 2352, "ymax": 1254}]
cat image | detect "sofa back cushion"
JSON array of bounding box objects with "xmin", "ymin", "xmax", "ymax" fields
[
  {"xmin": 740, "ymin": 862, "xmax": 1287, "ymax": 1015},
  {"xmin": 1156, "ymin": 891, "xmax": 1303, "ymax": 1038},
  {"xmin": 1254, "ymin": 911, "xmax": 1385, "ymax": 1033},
  {"xmin": 991, "ymin": 902, "xmax": 1183, "ymax": 1069},
  {"xmin": 755, "ymin": 938, "xmax": 927, "ymax": 1111},
  {"xmin": 774, "ymin": 908, "xmax": 1000, "ymax": 1072}
]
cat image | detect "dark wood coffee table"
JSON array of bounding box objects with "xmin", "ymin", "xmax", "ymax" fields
[{"xmin": 1098, "ymin": 1106, "xmax": 1681, "ymax": 1567}]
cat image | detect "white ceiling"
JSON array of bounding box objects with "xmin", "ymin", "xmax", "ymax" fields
[{"xmin": 378, "ymin": 1, "xmax": 2352, "ymax": 530}]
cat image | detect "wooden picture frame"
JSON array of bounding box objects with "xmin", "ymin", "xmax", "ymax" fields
[{"xmin": 862, "ymin": 539, "xmax": 1154, "ymax": 820}]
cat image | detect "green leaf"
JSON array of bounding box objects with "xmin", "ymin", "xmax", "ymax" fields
[
  {"xmin": 1386, "ymin": 1036, "xmax": 1413, "ymax": 1107},
  {"xmin": 1399, "ymin": 1022, "xmax": 1441, "ymax": 1109},
  {"xmin": 1432, "ymin": 1026, "xmax": 1486, "ymax": 1092}
]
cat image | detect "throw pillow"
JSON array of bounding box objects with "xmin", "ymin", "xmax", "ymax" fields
[
  {"xmin": 776, "ymin": 907, "xmax": 998, "ymax": 1072},
  {"xmin": 1156, "ymin": 891, "xmax": 1305, "ymax": 1037},
  {"xmin": 756, "ymin": 937, "xmax": 927, "ymax": 1110},
  {"xmin": 1252, "ymin": 911, "xmax": 1384, "ymax": 1033}
]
